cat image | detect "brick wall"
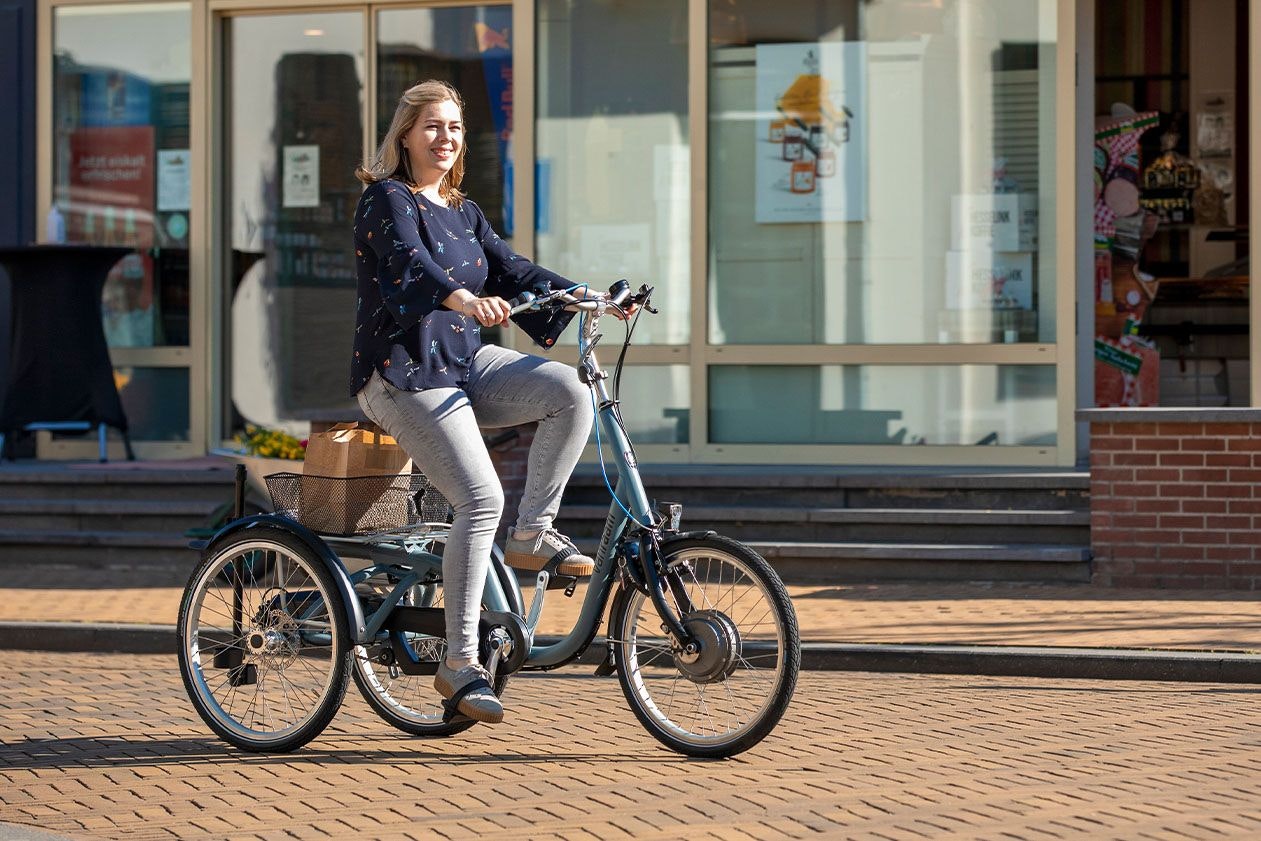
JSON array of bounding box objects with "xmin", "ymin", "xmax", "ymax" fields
[{"xmin": 1084, "ymin": 409, "xmax": 1261, "ymax": 589}]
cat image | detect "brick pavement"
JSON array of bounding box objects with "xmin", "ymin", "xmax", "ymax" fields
[
  {"xmin": 3, "ymin": 652, "xmax": 1261, "ymax": 839},
  {"xmin": 3, "ymin": 567, "xmax": 1261, "ymax": 649}
]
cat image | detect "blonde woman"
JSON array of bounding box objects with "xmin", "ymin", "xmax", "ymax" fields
[{"xmin": 352, "ymin": 80, "xmax": 605, "ymax": 724}]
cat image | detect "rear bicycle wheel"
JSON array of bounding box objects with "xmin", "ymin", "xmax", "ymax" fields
[
  {"xmin": 351, "ymin": 558, "xmax": 508, "ymax": 737},
  {"xmin": 177, "ymin": 530, "xmax": 349, "ymax": 752},
  {"xmin": 610, "ymin": 535, "xmax": 800, "ymax": 758}
]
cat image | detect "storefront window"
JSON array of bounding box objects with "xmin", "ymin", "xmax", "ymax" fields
[
  {"xmin": 536, "ymin": 0, "xmax": 690, "ymax": 346},
  {"xmin": 52, "ymin": 2, "xmax": 192, "ymax": 349},
  {"xmin": 710, "ymin": 364, "xmax": 1056, "ymax": 446},
  {"xmin": 708, "ymin": 0, "xmax": 1057, "ymax": 346}
]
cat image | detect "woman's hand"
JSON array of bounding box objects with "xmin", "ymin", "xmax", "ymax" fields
[{"xmin": 446, "ymin": 291, "xmax": 511, "ymax": 327}]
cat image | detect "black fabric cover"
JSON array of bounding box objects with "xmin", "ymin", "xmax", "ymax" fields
[
  {"xmin": 0, "ymin": 245, "xmax": 132, "ymax": 436},
  {"xmin": 508, "ymin": 278, "xmax": 578, "ymax": 350},
  {"xmin": 511, "ymin": 305, "xmax": 577, "ymax": 350}
]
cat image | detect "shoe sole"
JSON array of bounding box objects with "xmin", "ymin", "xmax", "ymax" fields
[
  {"xmin": 434, "ymin": 673, "xmax": 504, "ymax": 724},
  {"xmin": 503, "ymin": 550, "xmax": 594, "ymax": 578}
]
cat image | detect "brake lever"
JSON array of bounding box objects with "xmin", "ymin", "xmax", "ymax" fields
[{"xmin": 635, "ymin": 284, "xmax": 658, "ymax": 314}]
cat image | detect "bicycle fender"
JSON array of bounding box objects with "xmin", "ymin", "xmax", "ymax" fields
[
  {"xmin": 661, "ymin": 529, "xmax": 719, "ymax": 546},
  {"xmin": 201, "ymin": 514, "xmax": 369, "ymax": 645}
]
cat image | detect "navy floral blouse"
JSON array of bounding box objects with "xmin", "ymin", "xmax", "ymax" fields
[{"xmin": 350, "ymin": 179, "xmax": 571, "ymax": 395}]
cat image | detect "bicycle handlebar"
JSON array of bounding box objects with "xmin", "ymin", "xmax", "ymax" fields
[{"xmin": 506, "ymin": 280, "xmax": 653, "ymax": 317}]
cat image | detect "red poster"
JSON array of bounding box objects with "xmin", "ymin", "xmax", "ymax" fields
[{"xmin": 67, "ymin": 125, "xmax": 155, "ymax": 249}]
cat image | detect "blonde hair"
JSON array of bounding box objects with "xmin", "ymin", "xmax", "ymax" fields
[{"xmin": 355, "ymin": 80, "xmax": 467, "ymax": 208}]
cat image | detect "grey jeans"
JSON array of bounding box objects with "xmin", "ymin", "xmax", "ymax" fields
[{"xmin": 355, "ymin": 344, "xmax": 593, "ymax": 661}]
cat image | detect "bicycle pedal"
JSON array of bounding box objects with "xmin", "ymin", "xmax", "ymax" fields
[{"xmin": 440, "ymin": 697, "xmax": 475, "ymax": 725}]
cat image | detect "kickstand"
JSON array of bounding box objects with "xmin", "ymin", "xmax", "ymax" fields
[{"xmin": 593, "ymin": 641, "xmax": 616, "ymax": 677}]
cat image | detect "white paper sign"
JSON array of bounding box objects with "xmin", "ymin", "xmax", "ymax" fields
[
  {"xmin": 946, "ymin": 250, "xmax": 1034, "ymax": 310},
  {"xmin": 754, "ymin": 42, "xmax": 867, "ymax": 224},
  {"xmin": 283, "ymin": 145, "xmax": 320, "ymax": 208},
  {"xmin": 1017, "ymin": 193, "xmax": 1038, "ymax": 251},
  {"xmin": 951, "ymin": 194, "xmax": 1021, "ymax": 252},
  {"xmin": 157, "ymin": 149, "xmax": 190, "ymax": 212}
]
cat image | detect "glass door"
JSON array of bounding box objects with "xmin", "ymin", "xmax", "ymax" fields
[
  {"xmin": 47, "ymin": 2, "xmax": 196, "ymax": 459},
  {"xmin": 218, "ymin": 4, "xmax": 512, "ymax": 448},
  {"xmin": 220, "ymin": 11, "xmax": 367, "ymax": 444}
]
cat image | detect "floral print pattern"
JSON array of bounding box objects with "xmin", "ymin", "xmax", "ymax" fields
[{"xmin": 350, "ymin": 179, "xmax": 570, "ymax": 395}]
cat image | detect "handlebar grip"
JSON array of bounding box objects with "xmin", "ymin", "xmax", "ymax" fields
[{"xmin": 505, "ymin": 290, "xmax": 536, "ymax": 312}]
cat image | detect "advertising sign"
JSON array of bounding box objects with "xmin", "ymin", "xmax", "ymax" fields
[
  {"xmin": 755, "ymin": 42, "xmax": 866, "ymax": 223},
  {"xmin": 68, "ymin": 125, "xmax": 156, "ymax": 248}
]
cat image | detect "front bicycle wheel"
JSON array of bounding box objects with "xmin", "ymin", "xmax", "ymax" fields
[
  {"xmin": 177, "ymin": 530, "xmax": 349, "ymax": 752},
  {"xmin": 610, "ymin": 535, "xmax": 800, "ymax": 758},
  {"xmin": 351, "ymin": 567, "xmax": 508, "ymax": 737}
]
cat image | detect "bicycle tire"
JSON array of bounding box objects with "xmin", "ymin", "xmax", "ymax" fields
[
  {"xmin": 609, "ymin": 534, "xmax": 800, "ymax": 758},
  {"xmin": 178, "ymin": 529, "xmax": 350, "ymax": 752}
]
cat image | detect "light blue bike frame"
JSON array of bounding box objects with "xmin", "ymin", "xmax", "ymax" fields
[{"xmin": 323, "ymin": 301, "xmax": 656, "ymax": 669}]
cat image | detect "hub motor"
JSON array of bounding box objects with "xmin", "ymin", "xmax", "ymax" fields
[{"xmin": 673, "ymin": 609, "xmax": 741, "ymax": 684}]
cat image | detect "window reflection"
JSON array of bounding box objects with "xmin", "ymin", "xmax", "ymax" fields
[
  {"xmin": 223, "ymin": 12, "xmax": 364, "ymax": 439},
  {"xmin": 377, "ymin": 6, "xmax": 514, "ymax": 233},
  {"xmin": 52, "ymin": 3, "xmax": 192, "ymax": 349},
  {"xmin": 536, "ymin": 0, "xmax": 690, "ymax": 346},
  {"xmin": 708, "ymin": 0, "xmax": 1056, "ymax": 345}
]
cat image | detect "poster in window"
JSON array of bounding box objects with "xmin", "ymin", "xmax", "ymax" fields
[
  {"xmin": 755, "ymin": 42, "xmax": 867, "ymax": 224},
  {"xmin": 68, "ymin": 125, "xmax": 155, "ymax": 247},
  {"xmin": 157, "ymin": 149, "xmax": 191, "ymax": 212},
  {"xmin": 282, "ymin": 145, "xmax": 320, "ymax": 208}
]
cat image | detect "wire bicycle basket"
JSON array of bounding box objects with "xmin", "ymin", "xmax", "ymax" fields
[{"xmin": 265, "ymin": 472, "xmax": 453, "ymax": 536}]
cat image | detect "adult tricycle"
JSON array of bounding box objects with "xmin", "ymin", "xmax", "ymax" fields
[{"xmin": 177, "ymin": 282, "xmax": 800, "ymax": 758}]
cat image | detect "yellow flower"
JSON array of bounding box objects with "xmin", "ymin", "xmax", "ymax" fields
[{"xmin": 236, "ymin": 424, "xmax": 306, "ymax": 460}]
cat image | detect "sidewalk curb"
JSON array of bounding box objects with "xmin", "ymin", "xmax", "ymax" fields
[
  {"xmin": 0, "ymin": 622, "xmax": 175, "ymax": 655},
  {"xmin": 5, "ymin": 621, "xmax": 1260, "ymax": 683},
  {"xmin": 799, "ymin": 642, "xmax": 1261, "ymax": 683}
]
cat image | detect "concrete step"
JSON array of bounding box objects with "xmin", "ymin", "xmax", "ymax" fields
[
  {"xmin": 564, "ymin": 466, "xmax": 1091, "ymax": 510},
  {"xmin": 556, "ymin": 504, "xmax": 1088, "ymax": 544},
  {"xmin": 0, "ymin": 466, "xmax": 234, "ymax": 501},
  {"xmin": 0, "ymin": 529, "xmax": 199, "ymax": 584},
  {"xmin": 0, "ymin": 499, "xmax": 223, "ymax": 532},
  {"xmin": 558, "ymin": 532, "xmax": 1089, "ymax": 585},
  {"xmin": 739, "ymin": 541, "xmax": 1089, "ymax": 585}
]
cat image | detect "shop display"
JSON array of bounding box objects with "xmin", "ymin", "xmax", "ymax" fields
[
  {"xmin": 1140, "ymin": 128, "xmax": 1200, "ymax": 224},
  {"xmin": 1094, "ymin": 105, "xmax": 1161, "ymax": 407}
]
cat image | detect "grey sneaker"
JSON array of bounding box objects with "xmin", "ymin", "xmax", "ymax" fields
[
  {"xmin": 434, "ymin": 662, "xmax": 503, "ymax": 724},
  {"xmin": 503, "ymin": 528, "xmax": 595, "ymax": 577}
]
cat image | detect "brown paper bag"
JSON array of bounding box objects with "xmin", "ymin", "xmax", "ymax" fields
[{"xmin": 298, "ymin": 422, "xmax": 416, "ymax": 534}]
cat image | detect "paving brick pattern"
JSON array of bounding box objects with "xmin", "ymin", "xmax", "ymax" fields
[
  {"xmin": 3, "ymin": 652, "xmax": 1261, "ymax": 839},
  {"xmin": 4, "ymin": 568, "xmax": 1261, "ymax": 649}
]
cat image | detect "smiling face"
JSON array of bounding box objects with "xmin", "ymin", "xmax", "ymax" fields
[{"xmin": 403, "ymin": 98, "xmax": 464, "ymax": 189}]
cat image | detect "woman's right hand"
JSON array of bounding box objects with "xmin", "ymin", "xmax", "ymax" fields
[{"xmin": 446, "ymin": 291, "xmax": 511, "ymax": 327}]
